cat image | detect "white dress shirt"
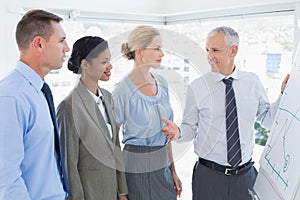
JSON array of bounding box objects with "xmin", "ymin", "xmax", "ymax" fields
[
  {"xmin": 179, "ymin": 69, "xmax": 282, "ymax": 166},
  {"xmin": 88, "ymin": 88, "xmax": 113, "ymax": 138}
]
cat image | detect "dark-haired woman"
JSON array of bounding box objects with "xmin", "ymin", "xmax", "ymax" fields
[{"xmin": 57, "ymin": 36, "xmax": 128, "ymax": 200}]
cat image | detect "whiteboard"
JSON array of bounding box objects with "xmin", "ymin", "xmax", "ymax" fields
[{"xmin": 253, "ymin": 46, "xmax": 300, "ymax": 200}]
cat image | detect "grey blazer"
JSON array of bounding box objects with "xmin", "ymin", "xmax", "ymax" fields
[{"xmin": 57, "ymin": 80, "xmax": 127, "ymax": 200}]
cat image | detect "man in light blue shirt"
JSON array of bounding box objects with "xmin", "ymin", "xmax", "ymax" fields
[
  {"xmin": 162, "ymin": 26, "xmax": 290, "ymax": 200},
  {"xmin": 0, "ymin": 9, "xmax": 70, "ymax": 199}
]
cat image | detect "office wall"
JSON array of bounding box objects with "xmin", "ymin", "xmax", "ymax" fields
[
  {"xmin": 0, "ymin": 1, "xmax": 4, "ymax": 78},
  {"xmin": 0, "ymin": 0, "xmax": 20, "ymax": 79},
  {"xmin": 294, "ymin": 2, "xmax": 300, "ymax": 59}
]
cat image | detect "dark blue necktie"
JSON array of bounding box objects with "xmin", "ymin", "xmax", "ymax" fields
[
  {"xmin": 222, "ymin": 78, "xmax": 242, "ymax": 167},
  {"xmin": 42, "ymin": 82, "xmax": 71, "ymax": 195}
]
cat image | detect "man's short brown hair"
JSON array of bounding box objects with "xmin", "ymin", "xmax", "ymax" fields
[{"xmin": 16, "ymin": 9, "xmax": 63, "ymax": 51}]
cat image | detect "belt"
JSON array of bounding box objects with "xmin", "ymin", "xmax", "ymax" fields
[{"xmin": 198, "ymin": 158, "xmax": 254, "ymax": 176}]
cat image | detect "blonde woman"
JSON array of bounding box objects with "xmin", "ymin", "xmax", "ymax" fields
[{"xmin": 112, "ymin": 25, "xmax": 182, "ymax": 200}]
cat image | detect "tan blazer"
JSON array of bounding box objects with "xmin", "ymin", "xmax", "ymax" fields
[{"xmin": 57, "ymin": 80, "xmax": 127, "ymax": 200}]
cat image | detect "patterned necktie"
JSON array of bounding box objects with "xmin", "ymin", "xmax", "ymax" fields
[
  {"xmin": 41, "ymin": 82, "xmax": 71, "ymax": 195},
  {"xmin": 222, "ymin": 78, "xmax": 242, "ymax": 167}
]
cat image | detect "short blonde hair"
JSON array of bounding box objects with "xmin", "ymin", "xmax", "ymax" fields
[{"xmin": 121, "ymin": 25, "xmax": 160, "ymax": 60}]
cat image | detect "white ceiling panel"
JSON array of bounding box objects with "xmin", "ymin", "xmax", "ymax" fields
[{"xmin": 21, "ymin": 0, "xmax": 300, "ymax": 15}]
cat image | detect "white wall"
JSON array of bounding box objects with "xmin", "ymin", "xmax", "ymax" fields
[
  {"xmin": 0, "ymin": 1, "xmax": 4, "ymax": 78},
  {"xmin": 294, "ymin": 2, "xmax": 300, "ymax": 59},
  {"xmin": 0, "ymin": 0, "xmax": 20, "ymax": 79}
]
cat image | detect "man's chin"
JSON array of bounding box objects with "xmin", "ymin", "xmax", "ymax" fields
[{"xmin": 211, "ymin": 66, "xmax": 219, "ymax": 72}]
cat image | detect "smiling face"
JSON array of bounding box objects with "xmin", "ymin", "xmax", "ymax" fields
[
  {"xmin": 140, "ymin": 35, "xmax": 164, "ymax": 68},
  {"xmin": 83, "ymin": 48, "xmax": 112, "ymax": 82},
  {"xmin": 205, "ymin": 31, "xmax": 237, "ymax": 75}
]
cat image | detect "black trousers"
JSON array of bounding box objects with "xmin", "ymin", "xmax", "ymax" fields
[{"xmin": 192, "ymin": 161, "xmax": 257, "ymax": 200}]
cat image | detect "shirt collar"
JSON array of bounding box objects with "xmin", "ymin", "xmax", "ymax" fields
[
  {"xmin": 87, "ymin": 87, "xmax": 103, "ymax": 103},
  {"xmin": 15, "ymin": 60, "xmax": 45, "ymax": 92},
  {"xmin": 216, "ymin": 66, "xmax": 240, "ymax": 82}
]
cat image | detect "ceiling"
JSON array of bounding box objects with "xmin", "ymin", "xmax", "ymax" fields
[
  {"xmin": 3, "ymin": 0, "xmax": 299, "ymax": 25},
  {"xmin": 20, "ymin": 0, "xmax": 299, "ymax": 15}
]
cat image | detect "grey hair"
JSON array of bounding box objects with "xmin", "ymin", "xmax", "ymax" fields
[
  {"xmin": 121, "ymin": 25, "xmax": 160, "ymax": 60},
  {"xmin": 208, "ymin": 26, "xmax": 239, "ymax": 47}
]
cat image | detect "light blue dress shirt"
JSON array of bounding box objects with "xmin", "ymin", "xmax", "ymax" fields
[
  {"xmin": 179, "ymin": 69, "xmax": 282, "ymax": 166},
  {"xmin": 0, "ymin": 61, "xmax": 66, "ymax": 199},
  {"xmin": 112, "ymin": 73, "xmax": 172, "ymax": 146}
]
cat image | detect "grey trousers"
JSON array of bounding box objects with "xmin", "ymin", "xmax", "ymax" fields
[{"xmin": 192, "ymin": 161, "xmax": 257, "ymax": 200}]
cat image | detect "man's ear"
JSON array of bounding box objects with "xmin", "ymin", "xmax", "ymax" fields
[
  {"xmin": 230, "ymin": 45, "xmax": 238, "ymax": 57},
  {"xmin": 32, "ymin": 36, "xmax": 44, "ymax": 51}
]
